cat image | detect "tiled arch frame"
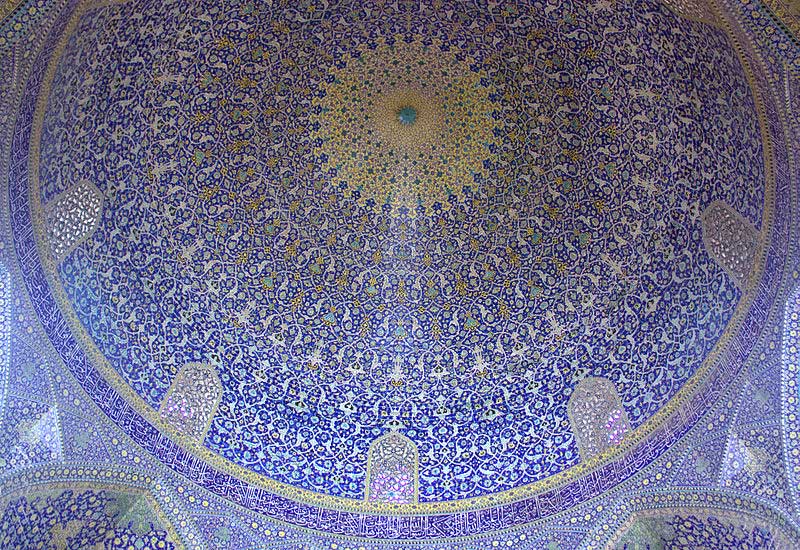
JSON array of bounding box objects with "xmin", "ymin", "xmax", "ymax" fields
[
  {"xmin": 781, "ymin": 282, "xmax": 800, "ymax": 514},
  {"xmin": 587, "ymin": 489, "xmax": 800, "ymax": 549},
  {"xmin": 365, "ymin": 430, "xmax": 419, "ymax": 504}
]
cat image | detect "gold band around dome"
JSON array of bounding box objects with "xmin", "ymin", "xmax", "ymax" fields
[{"xmin": 26, "ymin": 0, "xmax": 777, "ymax": 515}]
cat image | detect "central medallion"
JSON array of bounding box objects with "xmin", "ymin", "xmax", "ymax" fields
[
  {"xmin": 312, "ymin": 36, "xmax": 500, "ymax": 216},
  {"xmin": 398, "ymin": 106, "xmax": 417, "ymax": 125}
]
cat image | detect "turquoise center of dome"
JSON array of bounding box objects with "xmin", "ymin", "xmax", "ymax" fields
[{"xmin": 398, "ymin": 106, "xmax": 417, "ymax": 125}]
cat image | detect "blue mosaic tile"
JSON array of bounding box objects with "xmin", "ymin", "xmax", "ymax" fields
[
  {"xmin": 2, "ymin": 0, "xmax": 799, "ymax": 543},
  {"xmin": 34, "ymin": 0, "xmax": 765, "ymax": 502}
]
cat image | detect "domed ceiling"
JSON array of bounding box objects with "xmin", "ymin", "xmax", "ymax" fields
[
  {"xmin": 4, "ymin": 0, "xmax": 799, "ymax": 545},
  {"xmin": 34, "ymin": 0, "xmax": 767, "ymax": 501}
]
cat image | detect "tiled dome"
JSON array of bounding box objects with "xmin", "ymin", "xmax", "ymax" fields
[{"xmin": 2, "ymin": 0, "xmax": 798, "ymax": 546}]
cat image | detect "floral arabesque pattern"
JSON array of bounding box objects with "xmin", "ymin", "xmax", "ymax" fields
[
  {"xmin": 34, "ymin": 0, "xmax": 766, "ymax": 501},
  {"xmin": 0, "ymin": 489, "xmax": 176, "ymax": 550}
]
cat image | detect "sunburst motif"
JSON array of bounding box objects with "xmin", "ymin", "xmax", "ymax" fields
[{"xmin": 312, "ymin": 36, "xmax": 500, "ymax": 216}]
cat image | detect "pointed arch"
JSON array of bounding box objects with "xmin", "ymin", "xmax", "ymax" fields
[
  {"xmin": 365, "ymin": 430, "xmax": 419, "ymax": 504},
  {"xmin": 611, "ymin": 508, "xmax": 791, "ymax": 549},
  {"xmin": 44, "ymin": 179, "xmax": 104, "ymax": 262},
  {"xmin": 158, "ymin": 363, "xmax": 221, "ymax": 445},
  {"xmin": 567, "ymin": 377, "xmax": 631, "ymax": 461},
  {"xmin": 700, "ymin": 200, "xmax": 759, "ymax": 290}
]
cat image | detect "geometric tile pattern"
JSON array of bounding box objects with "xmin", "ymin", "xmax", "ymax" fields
[
  {"xmin": 158, "ymin": 363, "xmax": 221, "ymax": 445},
  {"xmin": 366, "ymin": 430, "xmax": 418, "ymax": 504},
  {"xmin": 567, "ymin": 376, "xmax": 631, "ymax": 461},
  {"xmin": 44, "ymin": 179, "xmax": 103, "ymax": 262}
]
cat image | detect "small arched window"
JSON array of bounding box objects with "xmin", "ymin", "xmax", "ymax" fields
[
  {"xmin": 700, "ymin": 200, "xmax": 759, "ymax": 290},
  {"xmin": 568, "ymin": 377, "xmax": 631, "ymax": 461},
  {"xmin": 159, "ymin": 363, "xmax": 222, "ymax": 444},
  {"xmin": 44, "ymin": 179, "xmax": 104, "ymax": 262},
  {"xmin": 660, "ymin": 0, "xmax": 716, "ymax": 25},
  {"xmin": 365, "ymin": 430, "xmax": 418, "ymax": 504}
]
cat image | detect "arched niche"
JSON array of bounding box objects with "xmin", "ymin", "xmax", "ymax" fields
[
  {"xmin": 701, "ymin": 200, "xmax": 759, "ymax": 290},
  {"xmin": 365, "ymin": 430, "xmax": 419, "ymax": 504},
  {"xmin": 158, "ymin": 363, "xmax": 222, "ymax": 445},
  {"xmin": 44, "ymin": 179, "xmax": 104, "ymax": 263},
  {"xmin": 660, "ymin": 0, "xmax": 717, "ymax": 25},
  {"xmin": 567, "ymin": 376, "xmax": 631, "ymax": 461}
]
